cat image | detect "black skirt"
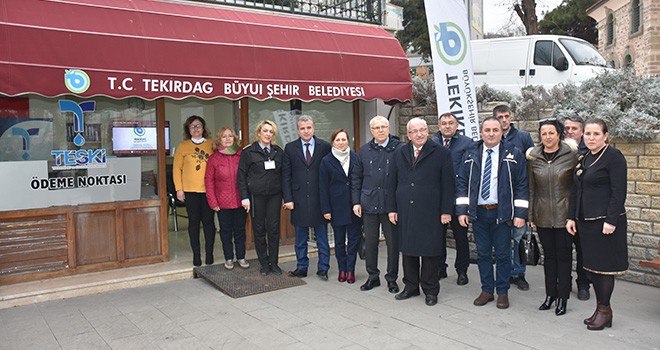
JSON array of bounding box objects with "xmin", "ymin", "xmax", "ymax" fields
[{"xmin": 576, "ymin": 215, "xmax": 628, "ymax": 275}]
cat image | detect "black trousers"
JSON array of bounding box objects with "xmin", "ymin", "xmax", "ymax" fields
[
  {"xmin": 573, "ymin": 230, "xmax": 591, "ymax": 289},
  {"xmin": 402, "ymin": 255, "xmax": 440, "ymax": 296},
  {"xmin": 251, "ymin": 194, "xmax": 281, "ymax": 268},
  {"xmin": 184, "ymin": 192, "xmax": 216, "ymax": 258},
  {"xmin": 217, "ymin": 208, "xmax": 247, "ymax": 261},
  {"xmin": 363, "ymin": 213, "xmax": 399, "ymax": 283},
  {"xmin": 439, "ymin": 217, "xmax": 470, "ymax": 273},
  {"xmin": 537, "ymin": 227, "xmax": 573, "ymax": 299}
]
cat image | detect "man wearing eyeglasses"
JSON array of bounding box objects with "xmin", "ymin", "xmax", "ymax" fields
[
  {"xmin": 351, "ymin": 116, "xmax": 403, "ymax": 293},
  {"xmin": 493, "ymin": 105, "xmax": 534, "ymax": 292},
  {"xmin": 386, "ymin": 117, "xmax": 455, "ymax": 306},
  {"xmin": 431, "ymin": 112, "xmax": 475, "ymax": 286}
]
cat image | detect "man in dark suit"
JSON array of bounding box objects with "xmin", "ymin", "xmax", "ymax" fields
[
  {"xmin": 563, "ymin": 114, "xmax": 591, "ymax": 300},
  {"xmin": 431, "ymin": 112, "xmax": 474, "ymax": 285},
  {"xmin": 387, "ymin": 117, "xmax": 455, "ymax": 306},
  {"xmin": 282, "ymin": 115, "xmax": 332, "ymax": 280}
]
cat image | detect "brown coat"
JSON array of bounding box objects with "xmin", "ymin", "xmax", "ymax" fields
[{"xmin": 527, "ymin": 140, "xmax": 578, "ymax": 228}]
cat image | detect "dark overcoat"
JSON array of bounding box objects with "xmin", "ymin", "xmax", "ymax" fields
[
  {"xmin": 319, "ymin": 151, "xmax": 361, "ymax": 226},
  {"xmin": 386, "ymin": 141, "xmax": 455, "ymax": 256},
  {"xmin": 282, "ymin": 136, "xmax": 331, "ymax": 226}
]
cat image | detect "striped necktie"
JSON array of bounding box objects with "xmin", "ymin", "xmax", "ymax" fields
[{"xmin": 481, "ymin": 149, "xmax": 493, "ymax": 200}]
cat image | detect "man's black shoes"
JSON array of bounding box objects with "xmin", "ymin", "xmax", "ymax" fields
[
  {"xmin": 288, "ymin": 269, "xmax": 307, "ymax": 278},
  {"xmin": 317, "ymin": 270, "xmax": 328, "ymax": 281},
  {"xmin": 457, "ymin": 272, "xmax": 469, "ymax": 286},
  {"xmin": 360, "ymin": 279, "xmax": 381, "ymax": 291},
  {"xmin": 425, "ymin": 295, "xmax": 438, "ymax": 306},
  {"xmin": 395, "ymin": 289, "xmax": 420, "ymax": 300},
  {"xmin": 387, "ymin": 281, "xmax": 400, "ymax": 293}
]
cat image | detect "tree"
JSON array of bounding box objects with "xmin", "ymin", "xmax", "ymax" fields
[
  {"xmin": 538, "ymin": 0, "xmax": 598, "ymax": 44},
  {"xmin": 513, "ymin": 0, "xmax": 539, "ymax": 34},
  {"xmin": 391, "ymin": 0, "xmax": 431, "ymax": 58}
]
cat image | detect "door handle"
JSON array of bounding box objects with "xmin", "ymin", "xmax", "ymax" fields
[
  {"xmin": 519, "ymin": 69, "xmax": 525, "ymax": 76},
  {"xmin": 529, "ymin": 69, "xmax": 536, "ymax": 76}
]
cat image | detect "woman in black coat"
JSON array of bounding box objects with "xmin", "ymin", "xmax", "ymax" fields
[
  {"xmin": 237, "ymin": 120, "xmax": 284, "ymax": 276},
  {"xmin": 319, "ymin": 129, "xmax": 362, "ymax": 284},
  {"xmin": 566, "ymin": 118, "xmax": 627, "ymax": 331}
]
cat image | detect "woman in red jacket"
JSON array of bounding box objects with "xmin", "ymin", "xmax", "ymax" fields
[{"xmin": 205, "ymin": 127, "xmax": 249, "ymax": 270}]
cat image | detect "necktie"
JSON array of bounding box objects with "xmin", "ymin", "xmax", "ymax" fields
[
  {"xmin": 305, "ymin": 143, "xmax": 312, "ymax": 166},
  {"xmin": 444, "ymin": 139, "xmax": 450, "ymax": 148},
  {"xmin": 481, "ymin": 149, "xmax": 493, "ymax": 200},
  {"xmin": 414, "ymin": 147, "xmax": 420, "ymax": 160},
  {"xmin": 264, "ymin": 147, "xmax": 270, "ymax": 158}
]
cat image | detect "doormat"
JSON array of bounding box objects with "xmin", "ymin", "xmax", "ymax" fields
[{"xmin": 193, "ymin": 260, "xmax": 306, "ymax": 298}]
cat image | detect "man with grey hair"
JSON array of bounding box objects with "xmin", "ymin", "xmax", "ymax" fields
[
  {"xmin": 351, "ymin": 115, "xmax": 403, "ymax": 293},
  {"xmin": 283, "ymin": 115, "xmax": 332, "ymax": 280},
  {"xmin": 386, "ymin": 117, "xmax": 455, "ymax": 306}
]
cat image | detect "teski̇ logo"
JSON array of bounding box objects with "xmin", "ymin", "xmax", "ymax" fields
[
  {"xmin": 64, "ymin": 69, "xmax": 91, "ymax": 94},
  {"xmin": 134, "ymin": 127, "xmax": 146, "ymax": 137},
  {"xmin": 433, "ymin": 22, "xmax": 467, "ymax": 65}
]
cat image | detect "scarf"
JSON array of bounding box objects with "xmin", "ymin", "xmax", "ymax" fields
[
  {"xmin": 218, "ymin": 144, "xmax": 240, "ymax": 155},
  {"xmin": 332, "ymin": 146, "xmax": 350, "ymax": 175}
]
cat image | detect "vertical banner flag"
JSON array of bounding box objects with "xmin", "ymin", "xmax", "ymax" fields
[{"xmin": 424, "ymin": 0, "xmax": 480, "ymax": 140}]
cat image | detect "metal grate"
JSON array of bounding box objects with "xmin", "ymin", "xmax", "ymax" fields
[{"xmin": 193, "ymin": 260, "xmax": 306, "ymax": 298}]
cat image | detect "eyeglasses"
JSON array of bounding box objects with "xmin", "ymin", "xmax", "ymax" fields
[
  {"xmin": 407, "ymin": 128, "xmax": 428, "ymax": 135},
  {"xmin": 189, "ymin": 124, "xmax": 203, "ymax": 129},
  {"xmin": 370, "ymin": 125, "xmax": 388, "ymax": 131}
]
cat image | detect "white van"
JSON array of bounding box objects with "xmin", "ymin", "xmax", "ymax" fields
[{"xmin": 470, "ymin": 35, "xmax": 612, "ymax": 95}]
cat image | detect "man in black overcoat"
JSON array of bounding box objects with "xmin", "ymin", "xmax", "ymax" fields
[
  {"xmin": 387, "ymin": 117, "xmax": 455, "ymax": 306},
  {"xmin": 282, "ymin": 115, "xmax": 332, "ymax": 280}
]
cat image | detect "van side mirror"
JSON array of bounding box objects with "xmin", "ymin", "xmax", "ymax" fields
[{"xmin": 554, "ymin": 57, "xmax": 569, "ymax": 71}]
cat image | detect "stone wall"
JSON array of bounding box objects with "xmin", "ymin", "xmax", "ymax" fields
[
  {"xmin": 594, "ymin": 0, "xmax": 660, "ymax": 76},
  {"xmin": 398, "ymin": 102, "xmax": 660, "ymax": 288}
]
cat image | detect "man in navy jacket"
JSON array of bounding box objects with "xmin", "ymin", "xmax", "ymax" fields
[
  {"xmin": 494, "ymin": 104, "xmax": 534, "ymax": 291},
  {"xmin": 282, "ymin": 115, "xmax": 332, "ymax": 280},
  {"xmin": 456, "ymin": 116, "xmax": 528, "ymax": 309},
  {"xmin": 351, "ymin": 116, "xmax": 403, "ymax": 293},
  {"xmin": 431, "ymin": 112, "xmax": 474, "ymax": 285}
]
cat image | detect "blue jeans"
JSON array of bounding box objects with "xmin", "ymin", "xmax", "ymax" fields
[
  {"xmin": 295, "ymin": 224, "xmax": 329, "ymax": 271},
  {"xmin": 511, "ymin": 225, "xmax": 527, "ymax": 277},
  {"xmin": 473, "ymin": 207, "xmax": 512, "ymax": 295}
]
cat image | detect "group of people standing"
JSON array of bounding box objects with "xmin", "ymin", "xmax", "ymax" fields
[{"xmin": 172, "ymin": 106, "xmax": 628, "ymax": 331}]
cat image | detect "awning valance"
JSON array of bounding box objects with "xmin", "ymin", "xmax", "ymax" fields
[{"xmin": 0, "ymin": 0, "xmax": 412, "ymax": 103}]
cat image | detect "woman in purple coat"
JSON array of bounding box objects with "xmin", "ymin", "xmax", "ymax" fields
[{"xmin": 320, "ymin": 129, "xmax": 362, "ymax": 284}]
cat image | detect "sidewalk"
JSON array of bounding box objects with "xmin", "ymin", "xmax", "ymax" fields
[{"xmin": 1, "ymin": 247, "xmax": 658, "ymax": 349}]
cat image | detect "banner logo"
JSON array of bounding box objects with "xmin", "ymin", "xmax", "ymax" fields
[
  {"xmin": 133, "ymin": 127, "xmax": 146, "ymax": 137},
  {"xmin": 433, "ymin": 22, "xmax": 467, "ymax": 65},
  {"xmin": 64, "ymin": 69, "xmax": 91, "ymax": 94}
]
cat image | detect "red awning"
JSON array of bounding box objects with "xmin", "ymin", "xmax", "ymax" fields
[{"xmin": 0, "ymin": 0, "xmax": 412, "ymax": 103}]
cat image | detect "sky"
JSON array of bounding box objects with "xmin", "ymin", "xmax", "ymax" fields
[{"xmin": 483, "ymin": 0, "xmax": 564, "ymax": 33}]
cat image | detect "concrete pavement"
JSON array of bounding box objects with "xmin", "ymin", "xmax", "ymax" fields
[{"xmin": 1, "ymin": 247, "xmax": 659, "ymax": 349}]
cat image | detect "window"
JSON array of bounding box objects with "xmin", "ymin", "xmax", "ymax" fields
[
  {"xmin": 560, "ymin": 38, "xmax": 608, "ymax": 67},
  {"xmin": 624, "ymin": 54, "xmax": 634, "ymax": 69},
  {"xmin": 630, "ymin": 0, "xmax": 642, "ymax": 34},
  {"xmin": 534, "ymin": 41, "xmax": 567, "ymax": 67},
  {"xmin": 606, "ymin": 13, "xmax": 615, "ymax": 45},
  {"xmin": 0, "ymin": 94, "xmax": 160, "ymax": 211}
]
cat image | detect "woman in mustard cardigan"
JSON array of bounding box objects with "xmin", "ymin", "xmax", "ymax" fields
[{"xmin": 173, "ymin": 115, "xmax": 215, "ymax": 266}]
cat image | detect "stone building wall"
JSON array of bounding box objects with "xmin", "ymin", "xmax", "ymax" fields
[
  {"xmin": 398, "ymin": 102, "xmax": 660, "ymax": 288},
  {"xmin": 593, "ymin": 0, "xmax": 659, "ymax": 76}
]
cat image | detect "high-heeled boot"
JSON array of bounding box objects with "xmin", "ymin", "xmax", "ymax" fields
[
  {"xmin": 584, "ymin": 304, "xmax": 600, "ymax": 325},
  {"xmin": 539, "ymin": 296, "xmax": 556, "ymax": 310},
  {"xmin": 587, "ymin": 305, "xmax": 612, "ymax": 330},
  {"xmin": 555, "ymin": 298, "xmax": 567, "ymax": 316}
]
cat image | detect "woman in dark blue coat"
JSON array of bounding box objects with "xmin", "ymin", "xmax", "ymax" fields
[{"xmin": 320, "ymin": 129, "xmax": 362, "ymax": 284}]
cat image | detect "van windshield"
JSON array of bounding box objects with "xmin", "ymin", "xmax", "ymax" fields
[{"xmin": 559, "ymin": 39, "xmax": 609, "ymax": 67}]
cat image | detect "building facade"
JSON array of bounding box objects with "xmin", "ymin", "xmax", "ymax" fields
[{"xmin": 587, "ymin": 0, "xmax": 660, "ymax": 76}]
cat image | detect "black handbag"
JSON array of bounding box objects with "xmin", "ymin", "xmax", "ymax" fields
[
  {"xmin": 358, "ymin": 226, "xmax": 366, "ymax": 260},
  {"xmin": 519, "ymin": 226, "xmax": 541, "ymax": 266}
]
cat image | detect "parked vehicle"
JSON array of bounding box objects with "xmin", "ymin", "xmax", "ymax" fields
[{"xmin": 471, "ymin": 35, "xmax": 612, "ymax": 94}]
